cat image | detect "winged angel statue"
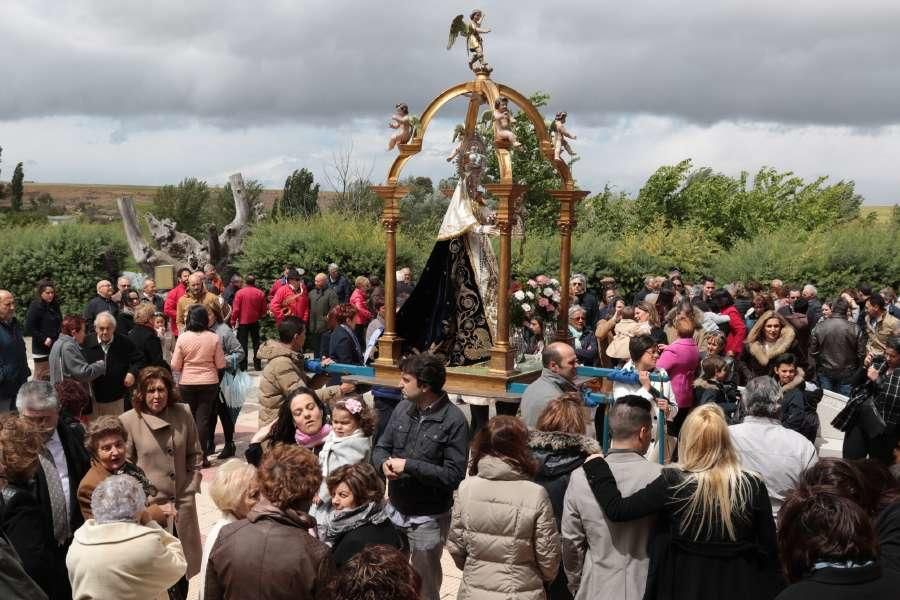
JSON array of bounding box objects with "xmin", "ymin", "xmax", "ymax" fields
[{"xmin": 447, "ymin": 10, "xmax": 491, "ymax": 72}]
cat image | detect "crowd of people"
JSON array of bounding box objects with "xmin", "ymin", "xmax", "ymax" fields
[{"xmin": 0, "ymin": 264, "xmax": 898, "ymax": 599}]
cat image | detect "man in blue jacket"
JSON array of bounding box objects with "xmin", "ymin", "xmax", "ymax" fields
[
  {"xmin": 373, "ymin": 353, "xmax": 468, "ymax": 600},
  {"xmin": 0, "ymin": 290, "xmax": 30, "ymax": 411}
]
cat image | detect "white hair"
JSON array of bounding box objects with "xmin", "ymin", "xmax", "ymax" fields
[
  {"xmin": 91, "ymin": 475, "xmax": 146, "ymax": 524},
  {"xmin": 15, "ymin": 380, "xmax": 59, "ymax": 412},
  {"xmin": 743, "ymin": 376, "xmax": 782, "ymax": 419},
  {"xmin": 568, "ymin": 304, "xmax": 585, "ymax": 319},
  {"xmin": 571, "ymin": 274, "xmax": 587, "ymax": 284},
  {"xmin": 209, "ymin": 459, "xmax": 257, "ymax": 516},
  {"xmin": 328, "ymin": 263, "xmax": 339, "ymax": 272},
  {"xmin": 802, "ymin": 284, "xmax": 817, "ymax": 297},
  {"xmin": 94, "ymin": 311, "xmax": 117, "ymax": 328}
]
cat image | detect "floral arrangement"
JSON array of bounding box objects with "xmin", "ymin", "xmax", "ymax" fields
[{"xmin": 509, "ymin": 275, "xmax": 561, "ymax": 327}]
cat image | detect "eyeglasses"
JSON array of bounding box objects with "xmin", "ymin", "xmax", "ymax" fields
[
  {"xmin": 571, "ymin": 316, "xmax": 585, "ymax": 321},
  {"xmin": 644, "ymin": 348, "xmax": 661, "ymax": 357}
]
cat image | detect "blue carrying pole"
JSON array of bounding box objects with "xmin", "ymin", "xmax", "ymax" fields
[
  {"xmin": 305, "ymin": 360, "xmax": 376, "ymax": 378},
  {"xmin": 531, "ymin": 366, "xmax": 671, "ymax": 464}
]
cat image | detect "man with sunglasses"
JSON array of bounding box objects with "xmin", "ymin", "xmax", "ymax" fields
[{"xmin": 570, "ymin": 273, "xmax": 600, "ymax": 330}]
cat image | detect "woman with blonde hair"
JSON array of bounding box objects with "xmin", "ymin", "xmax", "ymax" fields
[
  {"xmin": 198, "ymin": 459, "xmax": 258, "ymax": 600},
  {"xmin": 583, "ymin": 403, "xmax": 782, "ymax": 599}
]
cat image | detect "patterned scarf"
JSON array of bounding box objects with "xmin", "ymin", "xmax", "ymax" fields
[
  {"xmin": 320, "ymin": 501, "xmax": 389, "ymax": 545},
  {"xmin": 295, "ymin": 423, "xmax": 332, "ymax": 449}
]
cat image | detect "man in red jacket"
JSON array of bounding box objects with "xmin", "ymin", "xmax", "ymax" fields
[
  {"xmin": 231, "ymin": 274, "xmax": 268, "ymax": 371},
  {"xmin": 269, "ymin": 269, "xmax": 309, "ymax": 326},
  {"xmin": 163, "ymin": 267, "xmax": 191, "ymax": 336}
]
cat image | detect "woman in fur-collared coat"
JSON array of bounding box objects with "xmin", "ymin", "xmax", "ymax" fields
[
  {"xmin": 739, "ymin": 310, "xmax": 798, "ymax": 383},
  {"xmin": 528, "ymin": 393, "xmax": 602, "ymax": 600}
]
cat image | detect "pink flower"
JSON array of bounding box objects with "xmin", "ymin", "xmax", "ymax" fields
[
  {"xmin": 536, "ymin": 275, "xmax": 550, "ymax": 285},
  {"xmin": 527, "ymin": 279, "xmax": 537, "ymax": 287},
  {"xmin": 538, "ymin": 297, "xmax": 549, "ymax": 307}
]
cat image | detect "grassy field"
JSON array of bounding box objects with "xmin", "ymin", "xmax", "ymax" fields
[
  {"xmin": 10, "ymin": 182, "xmax": 282, "ymax": 217},
  {"xmin": 862, "ymin": 205, "xmax": 895, "ymax": 223}
]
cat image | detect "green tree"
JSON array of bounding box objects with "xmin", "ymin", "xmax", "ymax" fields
[
  {"xmin": 210, "ymin": 178, "xmax": 265, "ymax": 228},
  {"xmin": 10, "ymin": 162, "xmax": 24, "ymax": 212},
  {"xmin": 628, "ymin": 159, "xmax": 864, "ymax": 247},
  {"xmin": 400, "ymin": 176, "xmax": 448, "ymax": 236},
  {"xmin": 275, "ymin": 169, "xmax": 319, "ymax": 218},
  {"xmin": 151, "ymin": 177, "xmax": 211, "ymax": 239}
]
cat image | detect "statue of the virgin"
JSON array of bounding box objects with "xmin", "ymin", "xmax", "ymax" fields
[{"xmin": 395, "ymin": 133, "xmax": 499, "ymax": 365}]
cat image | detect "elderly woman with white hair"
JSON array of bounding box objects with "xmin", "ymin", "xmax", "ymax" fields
[
  {"xmin": 568, "ymin": 304, "xmax": 598, "ymax": 365},
  {"xmin": 67, "ymin": 475, "xmax": 186, "ymax": 600},
  {"xmin": 198, "ymin": 460, "xmax": 259, "ymax": 600}
]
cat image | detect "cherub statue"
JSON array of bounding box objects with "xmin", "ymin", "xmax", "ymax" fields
[
  {"xmin": 550, "ymin": 111, "xmax": 577, "ymax": 161},
  {"xmin": 446, "ymin": 124, "xmax": 467, "ymax": 162},
  {"xmin": 447, "ymin": 10, "xmax": 491, "ymax": 73},
  {"xmin": 387, "ymin": 103, "xmax": 413, "ymax": 151},
  {"xmin": 493, "ymin": 96, "xmax": 521, "ymax": 149}
]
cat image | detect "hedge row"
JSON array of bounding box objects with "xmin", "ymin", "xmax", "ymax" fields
[
  {"xmin": 0, "ymin": 218, "xmax": 895, "ymax": 324},
  {"xmin": 0, "ymin": 224, "xmax": 127, "ymax": 319}
]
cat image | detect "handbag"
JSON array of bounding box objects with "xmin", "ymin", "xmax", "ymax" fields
[{"xmin": 857, "ymin": 396, "xmax": 887, "ymax": 438}]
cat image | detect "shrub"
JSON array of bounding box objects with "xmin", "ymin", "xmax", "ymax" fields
[
  {"xmin": 234, "ymin": 213, "xmax": 429, "ymax": 290},
  {"xmin": 709, "ymin": 222, "xmax": 899, "ymax": 295},
  {"xmin": 0, "ymin": 224, "xmax": 127, "ymax": 319}
]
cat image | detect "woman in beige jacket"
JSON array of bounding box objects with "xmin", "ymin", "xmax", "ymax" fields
[
  {"xmin": 119, "ymin": 366, "xmax": 204, "ymax": 580},
  {"xmin": 448, "ymin": 416, "xmax": 561, "ymax": 600},
  {"xmin": 67, "ymin": 475, "xmax": 186, "ymax": 600}
]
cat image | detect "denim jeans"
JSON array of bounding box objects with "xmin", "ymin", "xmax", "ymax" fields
[
  {"xmin": 399, "ymin": 513, "xmax": 450, "ymax": 600},
  {"xmin": 818, "ymin": 374, "xmax": 852, "ymax": 397}
]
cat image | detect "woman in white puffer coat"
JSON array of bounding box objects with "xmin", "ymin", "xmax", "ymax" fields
[{"xmin": 447, "ymin": 415, "xmax": 561, "ymax": 600}]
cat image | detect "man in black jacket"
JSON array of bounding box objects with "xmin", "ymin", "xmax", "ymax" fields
[
  {"xmin": 809, "ymin": 297, "xmax": 865, "ymax": 395},
  {"xmin": 83, "ymin": 280, "xmax": 118, "ymax": 335},
  {"xmin": 81, "ymin": 312, "xmax": 142, "ymax": 417},
  {"xmin": 16, "ymin": 380, "xmax": 90, "ymax": 598},
  {"xmin": 372, "ymin": 353, "xmax": 468, "ymax": 600}
]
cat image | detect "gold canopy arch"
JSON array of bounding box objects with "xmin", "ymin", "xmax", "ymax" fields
[{"xmin": 372, "ymin": 69, "xmax": 588, "ymax": 384}]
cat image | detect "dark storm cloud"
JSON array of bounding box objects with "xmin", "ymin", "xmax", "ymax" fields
[{"xmin": 2, "ymin": 1, "xmax": 899, "ymax": 127}]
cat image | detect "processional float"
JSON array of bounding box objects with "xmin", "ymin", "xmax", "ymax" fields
[{"xmin": 367, "ymin": 10, "xmax": 589, "ymax": 395}]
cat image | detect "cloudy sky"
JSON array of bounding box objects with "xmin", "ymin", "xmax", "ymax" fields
[{"xmin": 1, "ymin": 1, "xmax": 898, "ymax": 203}]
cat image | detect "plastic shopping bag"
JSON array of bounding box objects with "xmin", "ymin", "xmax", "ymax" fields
[{"xmin": 221, "ymin": 370, "xmax": 252, "ymax": 410}]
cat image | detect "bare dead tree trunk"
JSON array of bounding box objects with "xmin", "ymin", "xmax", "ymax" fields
[
  {"xmin": 219, "ymin": 173, "xmax": 251, "ymax": 258},
  {"xmin": 117, "ymin": 172, "xmax": 252, "ymax": 274}
]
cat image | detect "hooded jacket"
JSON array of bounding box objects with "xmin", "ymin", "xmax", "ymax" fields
[
  {"xmin": 528, "ymin": 430, "xmax": 601, "ymax": 523},
  {"xmin": 255, "ymin": 341, "xmax": 341, "ymax": 427},
  {"xmin": 66, "ymin": 519, "xmax": 186, "ymax": 600},
  {"xmin": 779, "ymin": 367, "xmax": 821, "ymax": 443},
  {"xmin": 447, "ymin": 456, "xmax": 561, "ymax": 600}
]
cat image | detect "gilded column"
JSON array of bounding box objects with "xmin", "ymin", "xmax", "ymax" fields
[
  {"xmin": 370, "ymin": 185, "xmax": 407, "ymax": 366},
  {"xmin": 549, "ymin": 189, "xmax": 589, "ymax": 343},
  {"xmin": 484, "ymin": 182, "xmax": 526, "ymax": 375}
]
